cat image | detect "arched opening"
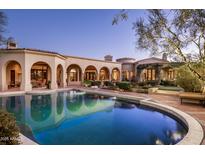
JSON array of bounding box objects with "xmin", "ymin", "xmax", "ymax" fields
[
  {"xmin": 30, "ymin": 62, "xmax": 51, "ymax": 89},
  {"xmin": 6, "ymin": 61, "xmax": 22, "ymax": 90},
  {"xmin": 99, "ymin": 67, "xmax": 110, "ymax": 81},
  {"xmin": 67, "ymin": 64, "xmax": 82, "ymax": 86},
  {"xmin": 56, "ymin": 64, "xmax": 63, "ymax": 88},
  {"xmin": 84, "ymin": 65, "xmax": 98, "ymax": 81},
  {"xmin": 112, "ymin": 68, "xmax": 120, "ymax": 81}
]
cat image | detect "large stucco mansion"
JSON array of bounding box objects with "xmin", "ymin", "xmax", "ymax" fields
[{"xmin": 0, "ymin": 41, "xmax": 177, "ymax": 92}]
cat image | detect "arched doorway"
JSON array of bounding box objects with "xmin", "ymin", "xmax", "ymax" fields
[
  {"xmin": 67, "ymin": 64, "xmax": 82, "ymax": 85},
  {"xmin": 30, "ymin": 62, "xmax": 51, "ymax": 89},
  {"xmin": 99, "ymin": 67, "xmax": 110, "ymax": 81},
  {"xmin": 56, "ymin": 64, "xmax": 63, "ymax": 88},
  {"xmin": 6, "ymin": 61, "xmax": 22, "ymax": 90},
  {"xmin": 112, "ymin": 68, "xmax": 120, "ymax": 81},
  {"xmin": 84, "ymin": 65, "xmax": 98, "ymax": 81}
]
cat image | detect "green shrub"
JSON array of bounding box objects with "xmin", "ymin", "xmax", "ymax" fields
[
  {"xmin": 116, "ymin": 82, "xmax": 131, "ymax": 91},
  {"xmin": 138, "ymin": 80, "xmax": 158, "ymax": 87},
  {"xmin": 138, "ymin": 81, "xmax": 146, "ymax": 86},
  {"xmin": 160, "ymin": 80, "xmax": 176, "ymax": 86},
  {"xmin": 91, "ymin": 81, "xmax": 101, "ymax": 87},
  {"xmin": 146, "ymin": 80, "xmax": 159, "ymax": 86},
  {"xmin": 176, "ymin": 66, "xmax": 203, "ymax": 92},
  {"xmin": 0, "ymin": 110, "xmax": 20, "ymax": 145},
  {"xmin": 104, "ymin": 81, "xmax": 114, "ymax": 87},
  {"xmin": 84, "ymin": 80, "xmax": 92, "ymax": 87},
  {"xmin": 104, "ymin": 85, "xmax": 119, "ymax": 90}
]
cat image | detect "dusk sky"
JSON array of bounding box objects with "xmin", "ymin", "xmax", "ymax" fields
[{"xmin": 2, "ymin": 10, "xmax": 150, "ymax": 60}]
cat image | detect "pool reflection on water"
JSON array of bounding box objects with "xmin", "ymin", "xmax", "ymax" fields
[{"xmin": 0, "ymin": 90, "xmax": 187, "ymax": 145}]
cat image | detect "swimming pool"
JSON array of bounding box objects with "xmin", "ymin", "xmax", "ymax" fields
[{"xmin": 0, "ymin": 90, "xmax": 187, "ymax": 145}]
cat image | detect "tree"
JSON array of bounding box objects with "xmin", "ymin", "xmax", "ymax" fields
[
  {"xmin": 113, "ymin": 9, "xmax": 205, "ymax": 93},
  {"xmin": 176, "ymin": 65, "xmax": 203, "ymax": 92},
  {"xmin": 0, "ymin": 110, "xmax": 20, "ymax": 145},
  {"xmin": 0, "ymin": 11, "xmax": 7, "ymax": 46}
]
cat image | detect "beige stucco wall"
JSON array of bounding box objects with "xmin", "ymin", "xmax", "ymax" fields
[{"xmin": 0, "ymin": 49, "xmax": 121, "ymax": 91}]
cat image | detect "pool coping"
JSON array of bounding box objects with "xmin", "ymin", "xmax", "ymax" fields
[
  {"xmin": 20, "ymin": 134, "xmax": 38, "ymax": 145},
  {"xmin": 1, "ymin": 87, "xmax": 204, "ymax": 145}
]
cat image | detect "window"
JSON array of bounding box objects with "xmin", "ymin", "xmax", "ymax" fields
[
  {"xmin": 168, "ymin": 69, "xmax": 175, "ymax": 80},
  {"xmin": 146, "ymin": 69, "xmax": 156, "ymax": 81}
]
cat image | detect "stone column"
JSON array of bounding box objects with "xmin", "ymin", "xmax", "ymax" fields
[
  {"xmin": 136, "ymin": 67, "xmax": 142, "ymax": 83},
  {"xmin": 63, "ymin": 67, "xmax": 67, "ymax": 87},
  {"xmin": 156, "ymin": 65, "xmax": 162, "ymax": 85},
  {"xmin": 81, "ymin": 72, "xmax": 84, "ymax": 85},
  {"xmin": 21, "ymin": 57, "xmax": 32, "ymax": 91},
  {"xmin": 0, "ymin": 65, "xmax": 6, "ymax": 91},
  {"xmin": 97, "ymin": 72, "xmax": 100, "ymax": 81},
  {"xmin": 119, "ymin": 71, "xmax": 122, "ymax": 81},
  {"xmin": 109, "ymin": 72, "xmax": 112, "ymax": 81},
  {"xmin": 51, "ymin": 64, "xmax": 58, "ymax": 89}
]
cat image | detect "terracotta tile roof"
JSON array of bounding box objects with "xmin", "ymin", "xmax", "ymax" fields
[
  {"xmin": 0, "ymin": 48, "xmax": 66, "ymax": 57},
  {"xmin": 0, "ymin": 48, "xmax": 121, "ymax": 64}
]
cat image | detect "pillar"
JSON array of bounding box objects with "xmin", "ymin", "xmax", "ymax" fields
[
  {"xmin": 136, "ymin": 67, "xmax": 142, "ymax": 83},
  {"xmin": 51, "ymin": 64, "xmax": 58, "ymax": 89},
  {"xmin": 109, "ymin": 72, "xmax": 112, "ymax": 81},
  {"xmin": 0, "ymin": 65, "xmax": 6, "ymax": 91},
  {"xmin": 156, "ymin": 65, "xmax": 162, "ymax": 85},
  {"xmin": 21, "ymin": 58, "xmax": 32, "ymax": 91},
  {"xmin": 81, "ymin": 72, "xmax": 84, "ymax": 85},
  {"xmin": 63, "ymin": 66, "xmax": 67, "ymax": 87}
]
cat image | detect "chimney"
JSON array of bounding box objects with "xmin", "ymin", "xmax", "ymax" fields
[
  {"xmin": 162, "ymin": 53, "xmax": 167, "ymax": 60},
  {"xmin": 104, "ymin": 55, "xmax": 113, "ymax": 62},
  {"xmin": 7, "ymin": 37, "xmax": 17, "ymax": 49}
]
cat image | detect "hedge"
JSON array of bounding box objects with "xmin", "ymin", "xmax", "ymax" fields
[{"xmin": 116, "ymin": 82, "xmax": 131, "ymax": 91}]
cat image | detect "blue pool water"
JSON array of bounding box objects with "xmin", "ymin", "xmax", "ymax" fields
[{"xmin": 0, "ymin": 90, "xmax": 187, "ymax": 145}]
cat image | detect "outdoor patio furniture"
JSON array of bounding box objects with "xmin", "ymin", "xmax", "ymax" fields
[
  {"xmin": 179, "ymin": 92, "xmax": 205, "ymax": 106},
  {"xmin": 8, "ymin": 81, "xmax": 21, "ymax": 89}
]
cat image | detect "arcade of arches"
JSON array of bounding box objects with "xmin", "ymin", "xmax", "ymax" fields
[{"xmin": 3, "ymin": 60, "xmax": 121, "ymax": 91}]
